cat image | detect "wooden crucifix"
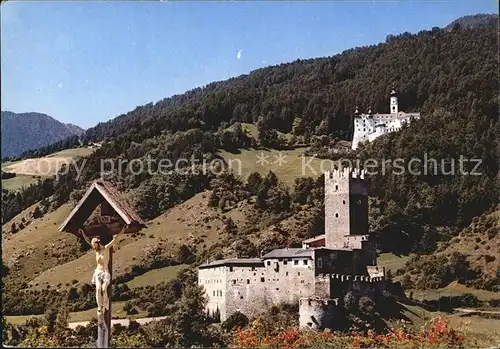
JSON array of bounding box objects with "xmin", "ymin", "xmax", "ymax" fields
[
  {"xmin": 78, "ymin": 226, "xmax": 124, "ymax": 347},
  {"xmin": 58, "ymin": 180, "xmax": 145, "ymax": 348}
]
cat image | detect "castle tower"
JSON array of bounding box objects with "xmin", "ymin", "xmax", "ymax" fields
[
  {"xmin": 390, "ymin": 89, "xmax": 398, "ymax": 114},
  {"xmin": 324, "ymin": 168, "xmax": 368, "ymax": 249},
  {"xmin": 299, "ymin": 297, "xmax": 337, "ymax": 330}
]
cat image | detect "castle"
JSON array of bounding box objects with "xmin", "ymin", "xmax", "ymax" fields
[
  {"xmin": 351, "ymin": 90, "xmax": 421, "ymax": 150},
  {"xmin": 198, "ymin": 168, "xmax": 385, "ymax": 329}
]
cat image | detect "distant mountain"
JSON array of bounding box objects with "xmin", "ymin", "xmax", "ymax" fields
[
  {"xmin": 446, "ymin": 14, "xmax": 498, "ymax": 30},
  {"xmin": 1, "ymin": 111, "xmax": 84, "ymax": 158}
]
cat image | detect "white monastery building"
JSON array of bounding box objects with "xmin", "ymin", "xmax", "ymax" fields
[{"xmin": 352, "ymin": 90, "xmax": 421, "ymax": 150}]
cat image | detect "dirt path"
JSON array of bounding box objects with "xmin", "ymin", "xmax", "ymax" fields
[
  {"xmin": 455, "ymin": 308, "xmax": 500, "ymax": 315},
  {"xmin": 67, "ymin": 316, "xmax": 167, "ymax": 329}
]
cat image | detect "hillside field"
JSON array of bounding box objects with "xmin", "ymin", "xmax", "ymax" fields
[
  {"xmin": 1, "ymin": 147, "xmax": 95, "ymax": 191},
  {"xmin": 218, "ymin": 147, "xmax": 329, "ymax": 187}
]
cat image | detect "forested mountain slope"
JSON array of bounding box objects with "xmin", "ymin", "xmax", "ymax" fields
[{"xmin": 82, "ymin": 20, "xmax": 497, "ymax": 145}]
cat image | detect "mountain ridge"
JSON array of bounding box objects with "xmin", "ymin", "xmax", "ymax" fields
[{"xmin": 1, "ymin": 111, "xmax": 84, "ymax": 158}]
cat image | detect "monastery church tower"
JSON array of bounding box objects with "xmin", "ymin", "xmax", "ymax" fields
[{"xmin": 390, "ymin": 89, "xmax": 398, "ymax": 114}]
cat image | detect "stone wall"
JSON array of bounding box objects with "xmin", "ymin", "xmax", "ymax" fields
[
  {"xmin": 201, "ymin": 258, "xmax": 317, "ymax": 321},
  {"xmin": 324, "ymin": 170, "xmax": 351, "ymax": 249},
  {"xmin": 198, "ymin": 266, "xmax": 228, "ymax": 319},
  {"xmin": 299, "ymin": 297, "xmax": 338, "ymax": 330}
]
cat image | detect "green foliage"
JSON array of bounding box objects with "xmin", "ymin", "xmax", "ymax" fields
[
  {"xmin": 1, "ymin": 179, "xmax": 55, "ymax": 224},
  {"xmin": 223, "ymin": 311, "xmax": 250, "ymax": 331},
  {"xmin": 404, "ymin": 252, "xmax": 480, "ymax": 289}
]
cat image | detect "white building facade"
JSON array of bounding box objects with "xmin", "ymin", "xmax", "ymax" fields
[{"xmin": 352, "ymin": 90, "xmax": 421, "ymax": 150}]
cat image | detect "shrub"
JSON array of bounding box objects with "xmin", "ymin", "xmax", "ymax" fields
[{"xmin": 222, "ymin": 311, "xmax": 249, "ymax": 331}]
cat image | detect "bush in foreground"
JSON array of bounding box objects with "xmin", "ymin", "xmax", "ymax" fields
[{"xmin": 231, "ymin": 317, "xmax": 465, "ymax": 348}]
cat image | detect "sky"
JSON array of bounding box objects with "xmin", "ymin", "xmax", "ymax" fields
[{"xmin": 1, "ymin": 1, "xmax": 497, "ymax": 129}]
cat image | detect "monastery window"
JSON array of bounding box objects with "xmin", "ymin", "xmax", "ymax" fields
[
  {"xmin": 298, "ymin": 272, "xmax": 301, "ymax": 276},
  {"xmin": 254, "ymin": 272, "xmax": 256, "ymax": 276},
  {"xmin": 261, "ymin": 277, "xmax": 265, "ymax": 282},
  {"xmin": 233, "ymin": 280, "xmax": 236, "ymax": 285},
  {"xmin": 318, "ymin": 258, "xmax": 323, "ymax": 268},
  {"xmin": 267, "ymin": 261, "xmax": 271, "ymax": 266},
  {"xmin": 343, "ymin": 200, "xmax": 346, "ymax": 204},
  {"xmin": 335, "ymin": 185, "xmax": 338, "ymax": 191},
  {"xmin": 335, "ymin": 212, "xmax": 339, "ymax": 218},
  {"xmin": 229, "ymin": 266, "xmax": 233, "ymax": 272},
  {"xmin": 294, "ymin": 260, "xmax": 299, "ymax": 266},
  {"xmin": 303, "ymin": 260, "xmax": 308, "ymax": 265},
  {"xmin": 251, "ymin": 266, "xmax": 256, "ymax": 271},
  {"xmin": 286, "ymin": 272, "xmax": 289, "ymax": 276},
  {"xmin": 247, "ymin": 279, "xmax": 250, "ymax": 284},
  {"xmin": 276, "ymin": 288, "xmax": 279, "ymax": 291},
  {"xmin": 240, "ymin": 296, "xmax": 244, "ymax": 299},
  {"xmin": 213, "ymin": 291, "xmax": 216, "ymax": 296},
  {"xmin": 283, "ymin": 260, "xmax": 287, "ymax": 265}
]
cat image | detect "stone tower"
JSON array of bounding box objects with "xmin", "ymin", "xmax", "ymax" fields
[
  {"xmin": 324, "ymin": 168, "xmax": 368, "ymax": 249},
  {"xmin": 390, "ymin": 89, "xmax": 398, "ymax": 114},
  {"xmin": 299, "ymin": 297, "xmax": 337, "ymax": 330}
]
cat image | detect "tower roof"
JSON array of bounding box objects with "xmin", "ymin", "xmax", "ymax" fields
[{"xmin": 390, "ymin": 89, "xmax": 397, "ymax": 96}]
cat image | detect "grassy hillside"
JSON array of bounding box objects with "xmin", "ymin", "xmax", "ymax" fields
[
  {"xmin": 218, "ymin": 147, "xmax": 326, "ymax": 187},
  {"xmin": 1, "ymin": 147, "xmax": 95, "ymax": 192},
  {"xmin": 2, "ymin": 147, "xmax": 94, "ymax": 177},
  {"xmin": 401, "ymin": 206, "xmax": 499, "ymax": 290}
]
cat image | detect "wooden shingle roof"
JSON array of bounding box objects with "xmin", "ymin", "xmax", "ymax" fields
[{"xmin": 59, "ymin": 180, "xmax": 145, "ymax": 235}]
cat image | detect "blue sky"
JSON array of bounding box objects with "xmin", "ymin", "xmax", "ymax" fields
[{"xmin": 1, "ymin": 1, "xmax": 497, "ymax": 129}]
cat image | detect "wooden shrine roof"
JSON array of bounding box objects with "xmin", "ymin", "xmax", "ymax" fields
[{"xmin": 59, "ymin": 180, "xmax": 145, "ymax": 234}]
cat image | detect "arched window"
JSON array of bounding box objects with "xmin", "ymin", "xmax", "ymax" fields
[
  {"xmin": 335, "ymin": 185, "xmax": 338, "ymax": 191},
  {"xmin": 335, "ymin": 212, "xmax": 339, "ymax": 218}
]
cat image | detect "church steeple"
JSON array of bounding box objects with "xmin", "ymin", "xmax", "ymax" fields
[{"xmin": 390, "ymin": 89, "xmax": 398, "ymax": 114}]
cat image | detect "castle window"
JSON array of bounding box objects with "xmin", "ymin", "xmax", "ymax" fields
[
  {"xmin": 261, "ymin": 277, "xmax": 265, "ymax": 282},
  {"xmin": 343, "ymin": 200, "xmax": 346, "ymax": 204},
  {"xmin": 276, "ymin": 288, "xmax": 279, "ymax": 291},
  {"xmin": 335, "ymin": 212, "xmax": 339, "ymax": 218},
  {"xmin": 283, "ymin": 260, "xmax": 287, "ymax": 265},
  {"xmin": 229, "ymin": 266, "xmax": 233, "ymax": 272},
  {"xmin": 247, "ymin": 279, "xmax": 250, "ymax": 284},
  {"xmin": 252, "ymin": 266, "xmax": 256, "ymax": 271},
  {"xmin": 318, "ymin": 258, "xmax": 323, "ymax": 268},
  {"xmin": 233, "ymin": 280, "xmax": 236, "ymax": 285},
  {"xmin": 213, "ymin": 291, "xmax": 215, "ymax": 296},
  {"xmin": 298, "ymin": 272, "xmax": 301, "ymax": 276},
  {"xmin": 286, "ymin": 272, "xmax": 289, "ymax": 276},
  {"xmin": 240, "ymin": 296, "xmax": 244, "ymax": 299},
  {"xmin": 301, "ymin": 280, "xmax": 305, "ymax": 284},
  {"xmin": 335, "ymin": 185, "xmax": 338, "ymax": 191},
  {"xmin": 294, "ymin": 260, "xmax": 299, "ymax": 265},
  {"xmin": 303, "ymin": 260, "xmax": 308, "ymax": 265},
  {"xmin": 267, "ymin": 261, "xmax": 271, "ymax": 266}
]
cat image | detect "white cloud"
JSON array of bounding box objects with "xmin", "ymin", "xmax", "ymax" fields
[{"xmin": 236, "ymin": 49, "xmax": 243, "ymax": 60}]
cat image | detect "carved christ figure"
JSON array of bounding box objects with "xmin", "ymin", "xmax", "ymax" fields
[{"xmin": 78, "ymin": 228, "xmax": 124, "ymax": 315}]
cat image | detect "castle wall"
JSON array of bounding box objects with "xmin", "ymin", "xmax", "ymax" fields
[
  {"xmin": 207, "ymin": 258, "xmax": 317, "ymax": 321},
  {"xmin": 198, "ymin": 266, "xmax": 228, "ymax": 319},
  {"xmin": 299, "ymin": 298, "xmax": 338, "ymax": 330}
]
